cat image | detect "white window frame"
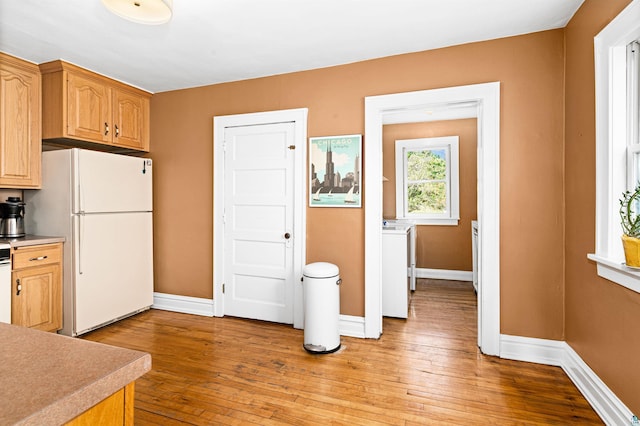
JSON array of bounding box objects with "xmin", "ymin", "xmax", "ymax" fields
[
  {"xmin": 628, "ymin": 41, "xmax": 640, "ymax": 187},
  {"xmin": 589, "ymin": 0, "xmax": 640, "ymax": 294},
  {"xmin": 395, "ymin": 136, "xmax": 460, "ymax": 225}
]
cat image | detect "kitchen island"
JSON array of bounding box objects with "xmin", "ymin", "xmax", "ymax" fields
[{"xmin": 0, "ymin": 323, "xmax": 151, "ymax": 425}]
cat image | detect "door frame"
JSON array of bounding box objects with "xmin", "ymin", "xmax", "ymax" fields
[
  {"xmin": 213, "ymin": 108, "xmax": 308, "ymax": 329},
  {"xmin": 364, "ymin": 83, "xmax": 501, "ymax": 356}
]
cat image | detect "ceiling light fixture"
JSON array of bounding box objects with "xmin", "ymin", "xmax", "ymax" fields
[{"xmin": 101, "ymin": 0, "xmax": 172, "ymax": 25}]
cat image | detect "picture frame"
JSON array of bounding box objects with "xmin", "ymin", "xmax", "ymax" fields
[{"xmin": 309, "ymin": 134, "xmax": 362, "ymax": 208}]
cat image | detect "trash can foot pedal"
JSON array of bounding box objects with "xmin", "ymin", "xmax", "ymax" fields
[{"xmin": 304, "ymin": 343, "xmax": 341, "ymax": 354}]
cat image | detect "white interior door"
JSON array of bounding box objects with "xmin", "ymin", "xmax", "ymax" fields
[{"xmin": 223, "ymin": 122, "xmax": 296, "ymax": 323}]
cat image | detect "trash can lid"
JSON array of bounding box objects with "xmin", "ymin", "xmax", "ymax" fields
[{"xmin": 303, "ymin": 262, "xmax": 339, "ymax": 278}]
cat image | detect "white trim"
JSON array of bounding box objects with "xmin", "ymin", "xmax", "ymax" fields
[
  {"xmin": 213, "ymin": 108, "xmax": 308, "ymax": 329},
  {"xmin": 407, "ymin": 218, "xmax": 459, "ymax": 226},
  {"xmin": 416, "ymin": 268, "xmax": 473, "ymax": 282},
  {"xmin": 591, "ymin": 0, "xmax": 640, "ymax": 291},
  {"xmin": 587, "ymin": 253, "xmax": 640, "ymax": 294},
  {"xmin": 383, "ymin": 105, "xmax": 478, "ymax": 125},
  {"xmin": 339, "ymin": 315, "xmax": 366, "ymax": 338},
  {"xmin": 152, "ymin": 291, "xmax": 365, "ymax": 338},
  {"xmin": 500, "ymin": 335, "xmax": 636, "ymax": 426},
  {"xmin": 500, "ymin": 334, "xmax": 565, "ymax": 366},
  {"xmin": 364, "ymin": 82, "xmax": 501, "ymax": 357},
  {"xmin": 562, "ymin": 344, "xmax": 635, "ymax": 426},
  {"xmin": 152, "ymin": 292, "xmax": 215, "ymax": 317}
]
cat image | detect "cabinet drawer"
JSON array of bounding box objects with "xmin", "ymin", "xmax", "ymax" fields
[{"xmin": 12, "ymin": 244, "xmax": 62, "ymax": 270}]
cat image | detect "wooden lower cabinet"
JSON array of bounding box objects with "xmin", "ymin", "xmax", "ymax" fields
[
  {"xmin": 65, "ymin": 382, "xmax": 135, "ymax": 426},
  {"xmin": 11, "ymin": 243, "xmax": 62, "ymax": 332}
]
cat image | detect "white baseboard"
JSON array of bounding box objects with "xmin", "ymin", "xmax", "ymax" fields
[
  {"xmin": 152, "ymin": 292, "xmax": 215, "ymax": 317},
  {"xmin": 153, "ymin": 292, "xmax": 365, "ymax": 338},
  {"xmin": 417, "ymin": 268, "xmax": 473, "ymax": 281},
  {"xmin": 339, "ymin": 315, "xmax": 365, "ymax": 338},
  {"xmin": 561, "ymin": 344, "xmax": 635, "ymax": 426},
  {"xmin": 499, "ymin": 334, "xmax": 565, "ymax": 366},
  {"xmin": 500, "ymin": 334, "xmax": 635, "ymax": 425}
]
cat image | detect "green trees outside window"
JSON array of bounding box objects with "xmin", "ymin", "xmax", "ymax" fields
[
  {"xmin": 395, "ymin": 136, "xmax": 459, "ymax": 223},
  {"xmin": 406, "ymin": 149, "xmax": 447, "ymax": 214}
]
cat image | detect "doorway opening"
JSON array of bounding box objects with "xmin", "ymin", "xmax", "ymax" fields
[
  {"xmin": 383, "ymin": 116, "xmax": 479, "ymax": 343},
  {"xmin": 364, "ymin": 83, "xmax": 501, "ymax": 356}
]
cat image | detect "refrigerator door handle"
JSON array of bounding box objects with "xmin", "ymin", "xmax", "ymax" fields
[
  {"xmin": 78, "ymin": 213, "xmax": 84, "ymax": 275},
  {"xmin": 78, "ymin": 182, "xmax": 83, "ymax": 214}
]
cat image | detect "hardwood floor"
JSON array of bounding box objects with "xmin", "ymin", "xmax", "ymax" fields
[{"xmin": 82, "ymin": 279, "xmax": 603, "ymax": 425}]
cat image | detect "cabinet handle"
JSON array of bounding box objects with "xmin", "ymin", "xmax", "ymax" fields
[
  {"xmin": 115, "ymin": 124, "xmax": 119, "ymax": 137},
  {"xmin": 28, "ymin": 256, "xmax": 47, "ymax": 262},
  {"xmin": 16, "ymin": 278, "xmax": 21, "ymax": 296},
  {"xmin": 104, "ymin": 122, "xmax": 110, "ymax": 135}
]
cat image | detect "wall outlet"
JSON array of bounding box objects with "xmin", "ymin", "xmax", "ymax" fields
[{"xmin": 631, "ymin": 415, "xmax": 639, "ymax": 425}]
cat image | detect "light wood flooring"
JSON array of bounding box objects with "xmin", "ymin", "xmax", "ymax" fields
[{"xmin": 82, "ymin": 279, "xmax": 603, "ymax": 425}]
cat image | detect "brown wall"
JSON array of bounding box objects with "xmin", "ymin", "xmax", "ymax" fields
[
  {"xmin": 382, "ymin": 119, "xmax": 477, "ymax": 270},
  {"xmin": 0, "ymin": 189, "xmax": 22, "ymax": 201},
  {"xmin": 151, "ymin": 29, "xmax": 565, "ymax": 329},
  {"xmin": 565, "ymin": 0, "xmax": 639, "ymax": 413}
]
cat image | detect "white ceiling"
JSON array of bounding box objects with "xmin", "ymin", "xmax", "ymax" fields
[{"xmin": 0, "ymin": 0, "xmax": 584, "ymax": 94}]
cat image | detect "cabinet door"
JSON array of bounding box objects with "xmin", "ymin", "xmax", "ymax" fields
[
  {"xmin": 67, "ymin": 72, "xmax": 112, "ymax": 144},
  {"xmin": 12, "ymin": 263, "xmax": 62, "ymax": 332},
  {"xmin": 0, "ymin": 56, "xmax": 41, "ymax": 188},
  {"xmin": 66, "ymin": 383, "xmax": 135, "ymax": 426},
  {"xmin": 381, "ymin": 232, "xmax": 409, "ymax": 318},
  {"xmin": 112, "ymin": 88, "xmax": 149, "ymax": 151}
]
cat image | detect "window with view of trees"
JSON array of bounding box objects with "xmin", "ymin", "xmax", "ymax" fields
[
  {"xmin": 590, "ymin": 0, "xmax": 640, "ymax": 294},
  {"xmin": 395, "ymin": 136, "xmax": 460, "ymax": 225}
]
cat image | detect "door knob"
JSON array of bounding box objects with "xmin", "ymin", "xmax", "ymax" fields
[{"xmin": 284, "ymin": 233, "xmax": 291, "ymax": 239}]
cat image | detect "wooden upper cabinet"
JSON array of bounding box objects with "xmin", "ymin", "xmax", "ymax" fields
[
  {"xmin": 40, "ymin": 60, "xmax": 150, "ymax": 152},
  {"xmin": 112, "ymin": 87, "xmax": 149, "ymax": 151},
  {"xmin": 0, "ymin": 52, "xmax": 41, "ymax": 189},
  {"xmin": 67, "ymin": 72, "xmax": 112, "ymax": 144}
]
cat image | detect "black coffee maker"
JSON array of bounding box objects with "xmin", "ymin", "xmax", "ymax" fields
[{"xmin": 0, "ymin": 197, "xmax": 26, "ymax": 238}]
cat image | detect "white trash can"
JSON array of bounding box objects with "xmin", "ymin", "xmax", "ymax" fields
[{"xmin": 302, "ymin": 262, "xmax": 341, "ymax": 354}]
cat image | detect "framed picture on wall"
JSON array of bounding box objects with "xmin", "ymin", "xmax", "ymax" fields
[{"xmin": 309, "ymin": 134, "xmax": 362, "ymax": 208}]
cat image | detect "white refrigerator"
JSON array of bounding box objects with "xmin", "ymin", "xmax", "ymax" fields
[{"xmin": 25, "ymin": 148, "xmax": 153, "ymax": 336}]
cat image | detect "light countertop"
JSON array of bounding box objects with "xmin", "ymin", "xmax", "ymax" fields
[
  {"xmin": 0, "ymin": 323, "xmax": 151, "ymax": 425},
  {"xmin": 382, "ymin": 221, "xmax": 414, "ymax": 234},
  {"xmin": 0, "ymin": 235, "xmax": 65, "ymax": 248}
]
